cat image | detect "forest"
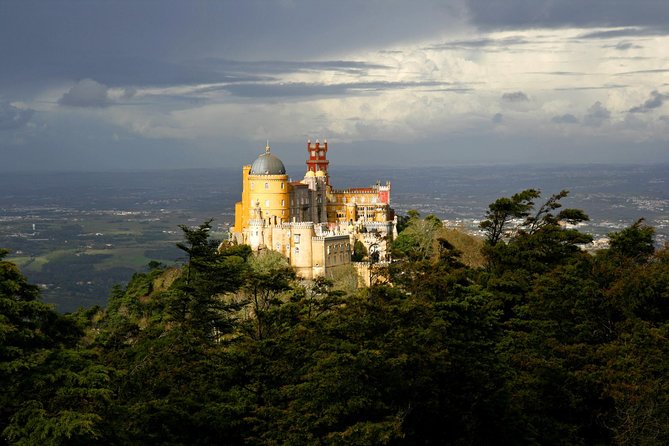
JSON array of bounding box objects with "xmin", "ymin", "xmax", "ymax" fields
[{"xmin": 1, "ymin": 189, "xmax": 668, "ymax": 445}]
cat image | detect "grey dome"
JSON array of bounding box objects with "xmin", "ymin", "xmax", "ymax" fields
[{"xmin": 250, "ymin": 152, "xmax": 286, "ymax": 175}]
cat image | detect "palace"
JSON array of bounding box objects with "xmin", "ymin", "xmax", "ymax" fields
[{"xmin": 230, "ymin": 140, "xmax": 397, "ymax": 280}]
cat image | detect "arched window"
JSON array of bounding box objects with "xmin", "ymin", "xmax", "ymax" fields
[{"xmin": 264, "ymin": 182, "xmax": 269, "ymax": 189}]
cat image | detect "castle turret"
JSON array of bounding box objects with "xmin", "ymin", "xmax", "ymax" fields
[
  {"xmin": 306, "ymin": 139, "xmax": 330, "ymax": 185},
  {"xmin": 247, "ymin": 142, "xmax": 290, "ymax": 227}
]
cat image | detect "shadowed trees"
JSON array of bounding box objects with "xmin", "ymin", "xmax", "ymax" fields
[{"xmin": 2, "ymin": 190, "xmax": 669, "ymax": 445}]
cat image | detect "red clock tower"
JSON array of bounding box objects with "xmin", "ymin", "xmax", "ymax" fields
[{"xmin": 305, "ymin": 139, "xmax": 330, "ymax": 184}]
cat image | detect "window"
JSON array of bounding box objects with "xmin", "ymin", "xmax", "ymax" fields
[
  {"xmin": 361, "ymin": 197, "xmax": 365, "ymax": 203},
  {"xmin": 264, "ymin": 182, "xmax": 269, "ymax": 189},
  {"xmin": 281, "ymin": 210, "xmax": 285, "ymax": 216},
  {"xmin": 276, "ymin": 243, "xmax": 281, "ymax": 250},
  {"xmin": 250, "ymin": 182, "xmax": 254, "ymax": 189},
  {"xmin": 281, "ymin": 199, "xmax": 285, "ymax": 206},
  {"xmin": 294, "ymin": 234, "xmax": 300, "ymax": 244},
  {"xmin": 265, "ymin": 199, "xmax": 270, "ymax": 207},
  {"xmin": 281, "ymin": 182, "xmax": 285, "ymax": 189},
  {"xmin": 295, "ymin": 247, "xmax": 300, "ymax": 254}
]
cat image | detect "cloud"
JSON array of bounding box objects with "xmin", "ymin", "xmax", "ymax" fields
[
  {"xmin": 492, "ymin": 113, "xmax": 503, "ymax": 123},
  {"xmin": 629, "ymin": 90, "xmax": 668, "ymax": 113},
  {"xmin": 59, "ymin": 79, "xmax": 110, "ymax": 107},
  {"xmin": 122, "ymin": 87, "xmax": 137, "ymax": 99},
  {"xmin": 428, "ymin": 36, "xmax": 529, "ymax": 50},
  {"xmin": 578, "ymin": 27, "xmax": 668, "ymax": 39},
  {"xmin": 583, "ymin": 101, "xmax": 611, "ymax": 126},
  {"xmin": 616, "ymin": 69, "xmax": 669, "ymax": 76},
  {"xmin": 0, "ymin": 102, "xmax": 34, "ymax": 130},
  {"xmin": 608, "ymin": 41, "xmax": 642, "ymax": 50},
  {"xmin": 219, "ymin": 81, "xmax": 456, "ymax": 99},
  {"xmin": 554, "ymin": 85, "xmax": 628, "ymax": 91},
  {"xmin": 467, "ymin": 0, "xmax": 669, "ymax": 29},
  {"xmin": 200, "ymin": 58, "xmax": 391, "ymax": 76},
  {"xmin": 501, "ymin": 91, "xmax": 529, "ymax": 102},
  {"xmin": 551, "ymin": 113, "xmax": 579, "ymax": 124}
]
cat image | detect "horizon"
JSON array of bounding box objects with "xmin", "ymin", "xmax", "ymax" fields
[{"xmin": 2, "ymin": 160, "xmax": 669, "ymax": 175}]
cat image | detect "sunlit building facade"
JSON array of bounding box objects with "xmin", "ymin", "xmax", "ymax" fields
[{"xmin": 231, "ymin": 140, "xmax": 397, "ymax": 279}]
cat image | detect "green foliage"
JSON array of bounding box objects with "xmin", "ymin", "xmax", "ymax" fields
[
  {"xmin": 480, "ymin": 188, "xmax": 540, "ymax": 246},
  {"xmin": 1, "ymin": 249, "xmax": 113, "ymax": 444},
  {"xmin": 351, "ymin": 240, "xmax": 367, "ymax": 262},
  {"xmin": 607, "ymin": 218, "xmax": 656, "ymax": 264},
  {"xmin": 391, "ymin": 213, "xmax": 442, "ymax": 260},
  {"xmin": 168, "ymin": 220, "xmax": 249, "ymax": 341}
]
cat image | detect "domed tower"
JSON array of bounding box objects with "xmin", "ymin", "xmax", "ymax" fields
[{"xmin": 247, "ymin": 143, "xmax": 290, "ymax": 228}]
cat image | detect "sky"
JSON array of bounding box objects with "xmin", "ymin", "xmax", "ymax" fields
[{"xmin": 0, "ymin": 0, "xmax": 668, "ymax": 171}]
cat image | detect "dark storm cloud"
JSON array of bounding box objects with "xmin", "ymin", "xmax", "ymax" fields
[
  {"xmin": 216, "ymin": 81, "xmax": 453, "ymax": 99},
  {"xmin": 629, "ymin": 91, "xmax": 668, "ymax": 113},
  {"xmin": 501, "ymin": 91, "xmax": 529, "ymax": 102},
  {"xmin": 59, "ymin": 79, "xmax": 110, "ymax": 107},
  {"xmin": 466, "ymin": 1, "xmax": 669, "ymax": 29},
  {"xmin": 583, "ymin": 101, "xmax": 611, "ymax": 127},
  {"xmin": 0, "ymin": 103, "xmax": 34, "ymax": 130},
  {"xmin": 0, "ymin": 0, "xmax": 460, "ymax": 91},
  {"xmin": 551, "ymin": 114, "xmax": 579, "ymax": 124}
]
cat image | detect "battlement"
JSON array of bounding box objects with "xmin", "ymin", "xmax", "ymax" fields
[
  {"xmin": 307, "ymin": 138, "xmax": 328, "ymax": 150},
  {"xmin": 333, "ymin": 187, "xmax": 377, "ymax": 194},
  {"xmin": 313, "ymin": 234, "xmax": 349, "ymax": 242},
  {"xmin": 288, "ymin": 221, "xmax": 315, "ymax": 230}
]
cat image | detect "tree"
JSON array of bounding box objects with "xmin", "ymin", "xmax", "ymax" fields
[
  {"xmin": 607, "ymin": 218, "xmax": 655, "ymax": 264},
  {"xmin": 169, "ymin": 220, "xmax": 249, "ymax": 341},
  {"xmin": 482, "ymin": 190, "xmax": 591, "ymax": 276},
  {"xmin": 351, "ymin": 240, "xmax": 368, "ymax": 262},
  {"xmin": 240, "ymin": 250, "xmax": 295, "ymax": 340},
  {"xmin": 480, "ymin": 189, "xmax": 540, "ymax": 246}
]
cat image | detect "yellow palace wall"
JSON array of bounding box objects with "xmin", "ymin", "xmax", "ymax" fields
[{"xmin": 236, "ymin": 173, "xmax": 291, "ymax": 229}]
